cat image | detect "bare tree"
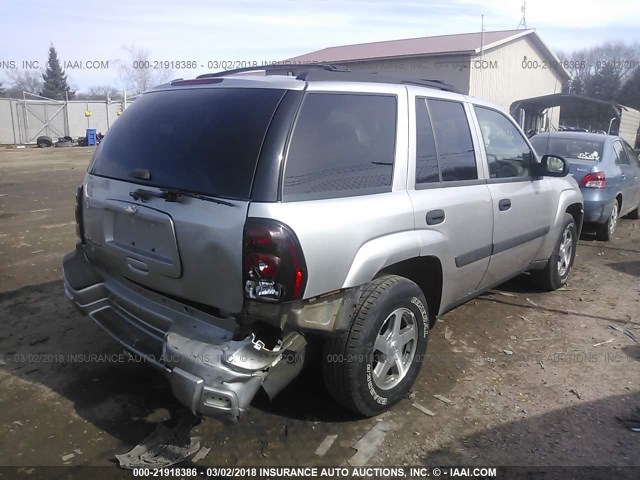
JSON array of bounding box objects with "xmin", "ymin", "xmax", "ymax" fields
[
  {"xmin": 557, "ymin": 48, "xmax": 597, "ymax": 90},
  {"xmin": 557, "ymin": 40, "xmax": 640, "ymax": 129},
  {"xmin": 618, "ymin": 66, "xmax": 640, "ymax": 109},
  {"xmin": 590, "ymin": 41, "xmax": 640, "ymax": 82},
  {"xmin": 4, "ymin": 69, "xmax": 44, "ymax": 95},
  {"xmin": 117, "ymin": 45, "xmax": 174, "ymax": 95},
  {"xmin": 558, "ymin": 41, "xmax": 640, "ymax": 93},
  {"xmin": 76, "ymin": 85, "xmax": 123, "ymax": 100}
]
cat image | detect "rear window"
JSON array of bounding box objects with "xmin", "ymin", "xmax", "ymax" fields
[
  {"xmin": 90, "ymin": 88, "xmax": 285, "ymax": 199},
  {"xmin": 283, "ymin": 93, "xmax": 397, "ymax": 201},
  {"xmin": 427, "ymin": 99, "xmax": 477, "ymax": 181},
  {"xmin": 530, "ymin": 136, "xmax": 604, "ymax": 161},
  {"xmin": 415, "ymin": 98, "xmax": 439, "ymax": 184}
]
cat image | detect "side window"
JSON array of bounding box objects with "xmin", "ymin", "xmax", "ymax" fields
[
  {"xmin": 622, "ymin": 141, "xmax": 639, "ymax": 167},
  {"xmin": 415, "ymin": 98, "xmax": 439, "ymax": 184},
  {"xmin": 283, "ymin": 93, "xmax": 396, "ymax": 201},
  {"xmin": 427, "ymin": 99, "xmax": 477, "ymax": 181},
  {"xmin": 474, "ymin": 106, "xmax": 532, "ymax": 179},
  {"xmin": 613, "ymin": 141, "xmax": 629, "ymax": 165}
]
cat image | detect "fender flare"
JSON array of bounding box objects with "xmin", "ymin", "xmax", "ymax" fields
[
  {"xmin": 342, "ymin": 229, "xmax": 448, "ymax": 289},
  {"xmin": 537, "ymin": 188, "xmax": 583, "ymax": 261}
]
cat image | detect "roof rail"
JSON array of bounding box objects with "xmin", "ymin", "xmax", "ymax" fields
[
  {"xmin": 196, "ymin": 63, "xmax": 461, "ymax": 93},
  {"xmin": 296, "ymin": 69, "xmax": 461, "ymax": 93},
  {"xmin": 196, "ymin": 63, "xmax": 349, "ymax": 79},
  {"xmin": 402, "ymin": 79, "xmax": 461, "ymax": 93}
]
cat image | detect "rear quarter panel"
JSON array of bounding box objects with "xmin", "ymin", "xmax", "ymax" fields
[
  {"xmin": 249, "ymin": 83, "xmax": 415, "ymax": 299},
  {"xmin": 248, "ymin": 192, "xmax": 416, "ymax": 299},
  {"xmin": 580, "ymin": 139, "xmax": 625, "ymax": 222}
]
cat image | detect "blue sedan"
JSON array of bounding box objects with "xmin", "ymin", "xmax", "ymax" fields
[{"xmin": 531, "ymin": 132, "xmax": 640, "ymax": 240}]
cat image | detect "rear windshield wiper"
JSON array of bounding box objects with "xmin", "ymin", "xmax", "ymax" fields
[
  {"xmin": 129, "ymin": 188, "xmax": 235, "ymax": 207},
  {"xmin": 161, "ymin": 188, "xmax": 236, "ymax": 207}
]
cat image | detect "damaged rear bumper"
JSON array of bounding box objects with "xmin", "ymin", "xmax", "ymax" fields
[{"xmin": 62, "ymin": 246, "xmax": 306, "ymax": 423}]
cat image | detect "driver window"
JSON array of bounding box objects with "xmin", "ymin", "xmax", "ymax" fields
[{"xmin": 475, "ymin": 106, "xmax": 533, "ymax": 179}]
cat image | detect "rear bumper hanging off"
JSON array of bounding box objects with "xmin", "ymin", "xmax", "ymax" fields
[{"xmin": 62, "ymin": 246, "xmax": 306, "ymax": 423}]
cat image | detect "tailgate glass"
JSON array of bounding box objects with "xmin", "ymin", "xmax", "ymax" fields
[{"xmin": 90, "ymin": 88, "xmax": 285, "ymax": 199}]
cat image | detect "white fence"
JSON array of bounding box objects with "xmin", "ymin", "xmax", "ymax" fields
[{"xmin": 0, "ymin": 94, "xmax": 126, "ymax": 145}]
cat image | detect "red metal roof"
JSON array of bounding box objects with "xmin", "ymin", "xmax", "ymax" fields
[{"xmin": 287, "ymin": 29, "xmax": 534, "ymax": 63}]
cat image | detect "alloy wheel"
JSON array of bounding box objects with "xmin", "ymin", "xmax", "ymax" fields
[
  {"xmin": 557, "ymin": 225, "xmax": 574, "ymax": 277},
  {"xmin": 609, "ymin": 202, "xmax": 619, "ymax": 237},
  {"xmin": 371, "ymin": 307, "xmax": 418, "ymax": 390}
]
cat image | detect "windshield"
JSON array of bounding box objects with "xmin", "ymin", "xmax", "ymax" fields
[
  {"xmin": 530, "ymin": 136, "xmax": 604, "ymax": 161},
  {"xmin": 90, "ymin": 87, "xmax": 285, "ymax": 199}
]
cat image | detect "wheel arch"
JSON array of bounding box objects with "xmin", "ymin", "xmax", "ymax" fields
[
  {"xmin": 376, "ymin": 256, "xmax": 443, "ymax": 328},
  {"xmin": 537, "ymin": 188, "xmax": 583, "ymax": 261},
  {"xmin": 565, "ymin": 202, "xmax": 584, "ymax": 236}
]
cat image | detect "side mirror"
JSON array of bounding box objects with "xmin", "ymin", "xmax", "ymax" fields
[{"xmin": 540, "ymin": 154, "xmax": 569, "ymax": 177}]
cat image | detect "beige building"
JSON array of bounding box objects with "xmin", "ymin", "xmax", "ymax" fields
[{"xmin": 285, "ymin": 29, "xmax": 571, "ymax": 130}]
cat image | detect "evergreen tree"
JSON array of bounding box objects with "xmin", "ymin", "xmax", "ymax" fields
[
  {"xmin": 585, "ymin": 64, "xmax": 621, "ymax": 101},
  {"xmin": 40, "ymin": 45, "xmax": 74, "ymax": 100},
  {"xmin": 617, "ymin": 67, "xmax": 640, "ymax": 109},
  {"xmin": 567, "ymin": 77, "xmax": 584, "ymax": 95}
]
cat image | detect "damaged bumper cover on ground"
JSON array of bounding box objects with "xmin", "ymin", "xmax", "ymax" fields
[{"xmin": 62, "ymin": 247, "xmax": 306, "ymax": 423}]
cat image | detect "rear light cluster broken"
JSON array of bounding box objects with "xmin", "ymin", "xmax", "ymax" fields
[
  {"xmin": 243, "ymin": 218, "xmax": 307, "ymax": 302},
  {"xmin": 579, "ymin": 171, "xmax": 606, "ymax": 189},
  {"xmin": 75, "ymin": 185, "xmax": 85, "ymax": 243}
]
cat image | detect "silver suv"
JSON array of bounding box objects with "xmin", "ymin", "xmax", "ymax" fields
[{"xmin": 63, "ymin": 65, "xmax": 583, "ymax": 422}]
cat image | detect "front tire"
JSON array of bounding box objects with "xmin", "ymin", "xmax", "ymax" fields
[
  {"xmin": 322, "ymin": 275, "xmax": 429, "ymax": 417},
  {"xmin": 531, "ymin": 213, "xmax": 577, "ymax": 291}
]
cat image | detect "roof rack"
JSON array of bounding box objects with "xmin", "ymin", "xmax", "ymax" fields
[
  {"xmin": 196, "ymin": 63, "xmax": 461, "ymax": 93},
  {"xmin": 196, "ymin": 63, "xmax": 350, "ymax": 79},
  {"xmin": 403, "ymin": 78, "xmax": 461, "ymax": 92}
]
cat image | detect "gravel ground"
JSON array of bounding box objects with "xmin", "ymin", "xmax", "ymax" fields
[{"xmin": 0, "ymin": 147, "xmax": 638, "ymax": 479}]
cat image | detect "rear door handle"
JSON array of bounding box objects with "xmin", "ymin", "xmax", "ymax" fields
[
  {"xmin": 498, "ymin": 199, "xmax": 512, "ymax": 211},
  {"xmin": 426, "ymin": 209, "xmax": 445, "ymax": 225}
]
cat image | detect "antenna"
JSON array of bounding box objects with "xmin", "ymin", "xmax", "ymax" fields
[
  {"xmin": 517, "ymin": 1, "xmax": 527, "ymax": 29},
  {"xmin": 480, "ymin": 15, "xmax": 484, "ymax": 56}
]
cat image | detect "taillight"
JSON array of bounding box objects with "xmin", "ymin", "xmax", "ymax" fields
[
  {"xmin": 75, "ymin": 185, "xmax": 85, "ymax": 243},
  {"xmin": 243, "ymin": 218, "xmax": 307, "ymax": 302},
  {"xmin": 579, "ymin": 171, "xmax": 606, "ymax": 189}
]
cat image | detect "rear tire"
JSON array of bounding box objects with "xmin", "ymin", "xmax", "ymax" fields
[
  {"xmin": 531, "ymin": 213, "xmax": 577, "ymax": 291},
  {"xmin": 595, "ymin": 200, "xmax": 619, "ymax": 241},
  {"xmin": 322, "ymin": 275, "xmax": 429, "ymax": 417}
]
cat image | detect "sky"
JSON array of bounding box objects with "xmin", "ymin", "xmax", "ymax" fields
[{"xmin": 0, "ymin": 0, "xmax": 638, "ymax": 92}]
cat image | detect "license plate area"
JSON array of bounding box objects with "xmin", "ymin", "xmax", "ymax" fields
[{"xmin": 103, "ymin": 201, "xmax": 182, "ymax": 279}]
